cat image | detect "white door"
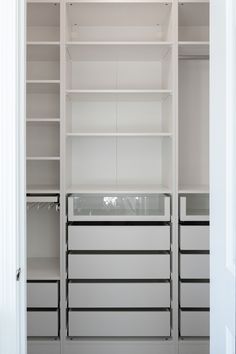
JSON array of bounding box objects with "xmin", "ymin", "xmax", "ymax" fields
[
  {"xmin": 0, "ymin": 1, "xmax": 26, "ymax": 354},
  {"xmin": 211, "ymin": 1, "xmax": 236, "ymax": 353}
]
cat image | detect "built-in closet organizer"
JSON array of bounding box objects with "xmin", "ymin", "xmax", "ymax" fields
[{"xmin": 26, "ymin": 1, "xmax": 209, "ymax": 354}]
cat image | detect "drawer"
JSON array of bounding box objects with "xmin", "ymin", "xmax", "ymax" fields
[
  {"xmin": 27, "ymin": 282, "xmax": 58, "ymax": 308},
  {"xmin": 180, "ymin": 283, "xmax": 209, "ymax": 308},
  {"xmin": 68, "ymin": 311, "xmax": 170, "ymax": 337},
  {"xmin": 180, "ymin": 311, "xmax": 209, "ymax": 337},
  {"xmin": 68, "ymin": 254, "xmax": 170, "ymax": 279},
  {"xmin": 68, "ymin": 282, "xmax": 170, "ymax": 308},
  {"xmin": 68, "ymin": 225, "xmax": 170, "ymax": 251},
  {"xmin": 180, "ymin": 225, "xmax": 209, "ymax": 251},
  {"xmin": 180, "ymin": 195, "xmax": 209, "ymax": 222},
  {"xmin": 180, "ymin": 254, "xmax": 209, "ymax": 279},
  {"xmin": 68, "ymin": 194, "xmax": 171, "ymax": 222},
  {"xmin": 27, "ymin": 310, "xmax": 58, "ymax": 337}
]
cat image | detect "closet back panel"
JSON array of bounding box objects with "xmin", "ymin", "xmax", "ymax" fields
[
  {"xmin": 68, "ymin": 137, "xmax": 171, "ymax": 187},
  {"xmin": 27, "ymin": 208, "xmax": 60, "ymax": 258},
  {"xmin": 27, "ymin": 93, "xmax": 60, "ymax": 119},
  {"xmin": 27, "ymin": 123, "xmax": 60, "ymax": 157},
  {"xmin": 179, "ymin": 60, "xmax": 209, "ymax": 189},
  {"xmin": 178, "ymin": 3, "xmax": 209, "ymax": 41},
  {"xmin": 27, "ymin": 161, "xmax": 60, "ymax": 189},
  {"xmin": 70, "ymin": 61, "xmax": 167, "ymax": 90},
  {"xmin": 66, "ymin": 3, "xmax": 172, "ymax": 42},
  {"xmin": 67, "ymin": 95, "xmax": 172, "ymax": 134},
  {"xmin": 27, "ymin": 3, "xmax": 60, "ymax": 42}
]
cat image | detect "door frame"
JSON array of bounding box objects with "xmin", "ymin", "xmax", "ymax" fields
[{"xmin": 0, "ymin": 1, "xmax": 26, "ymax": 354}]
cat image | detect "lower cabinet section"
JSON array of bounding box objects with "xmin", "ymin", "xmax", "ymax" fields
[
  {"xmin": 68, "ymin": 282, "xmax": 170, "ymax": 308},
  {"xmin": 28, "ymin": 341, "xmax": 60, "ymax": 354},
  {"xmin": 27, "ymin": 310, "xmax": 59, "ymax": 337},
  {"xmin": 180, "ymin": 311, "xmax": 210, "ymax": 337},
  {"xmin": 68, "ymin": 254, "xmax": 170, "ymax": 279},
  {"xmin": 68, "ymin": 311, "xmax": 171, "ymax": 337},
  {"xmin": 180, "ymin": 283, "xmax": 209, "ymax": 308}
]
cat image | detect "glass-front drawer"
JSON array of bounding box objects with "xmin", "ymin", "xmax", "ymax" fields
[{"xmin": 67, "ymin": 194, "xmax": 170, "ymax": 221}]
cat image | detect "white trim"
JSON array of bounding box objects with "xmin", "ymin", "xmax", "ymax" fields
[{"xmin": 0, "ymin": 1, "xmax": 26, "ymax": 354}]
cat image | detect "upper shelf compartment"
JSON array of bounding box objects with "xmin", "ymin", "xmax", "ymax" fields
[
  {"xmin": 178, "ymin": 2, "xmax": 209, "ymax": 42},
  {"xmin": 27, "ymin": 2, "xmax": 60, "ymax": 42},
  {"xmin": 66, "ymin": 2, "xmax": 173, "ymax": 42}
]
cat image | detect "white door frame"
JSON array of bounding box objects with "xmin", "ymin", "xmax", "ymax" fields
[
  {"xmin": 0, "ymin": 1, "xmax": 26, "ymax": 354},
  {"xmin": 210, "ymin": 0, "xmax": 236, "ymax": 353}
]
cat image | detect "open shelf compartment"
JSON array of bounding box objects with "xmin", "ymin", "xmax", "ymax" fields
[
  {"xmin": 180, "ymin": 194, "xmax": 209, "ymax": 221},
  {"xmin": 66, "ymin": 2, "xmax": 173, "ymax": 42}
]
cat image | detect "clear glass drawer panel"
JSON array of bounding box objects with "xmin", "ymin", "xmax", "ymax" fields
[{"xmin": 70, "ymin": 194, "xmax": 169, "ymax": 218}]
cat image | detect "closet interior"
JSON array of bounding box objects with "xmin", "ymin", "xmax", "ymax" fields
[{"xmin": 26, "ymin": 1, "xmax": 209, "ymax": 354}]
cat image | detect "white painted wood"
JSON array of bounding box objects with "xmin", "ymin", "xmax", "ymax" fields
[
  {"xmin": 180, "ymin": 225, "xmax": 209, "ymax": 250},
  {"xmin": 27, "ymin": 311, "xmax": 58, "ymax": 337},
  {"xmin": 67, "ymin": 195, "xmax": 171, "ymax": 221},
  {"xmin": 68, "ymin": 311, "xmax": 170, "ymax": 337},
  {"xmin": 0, "ymin": 0, "xmax": 26, "ymax": 353},
  {"xmin": 180, "ymin": 311, "xmax": 209, "ymax": 337},
  {"xmin": 68, "ymin": 282, "xmax": 170, "ymax": 308},
  {"xmin": 64, "ymin": 340, "xmax": 175, "ymax": 354},
  {"xmin": 27, "ymin": 283, "xmax": 58, "ymax": 308},
  {"xmin": 28, "ymin": 341, "xmax": 60, "ymax": 354},
  {"xmin": 179, "ymin": 341, "xmax": 209, "ymax": 354},
  {"xmin": 68, "ymin": 225, "xmax": 170, "ymax": 250},
  {"xmin": 180, "ymin": 283, "xmax": 209, "ymax": 308},
  {"xmin": 68, "ymin": 254, "xmax": 170, "ymax": 279},
  {"xmin": 180, "ymin": 254, "xmax": 209, "ymax": 279},
  {"xmin": 27, "ymin": 258, "xmax": 60, "ymax": 281},
  {"xmin": 180, "ymin": 196, "xmax": 209, "ymax": 222},
  {"xmin": 210, "ymin": 0, "xmax": 236, "ymax": 353}
]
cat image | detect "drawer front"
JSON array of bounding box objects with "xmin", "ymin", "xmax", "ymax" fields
[
  {"xmin": 180, "ymin": 283, "xmax": 210, "ymax": 308},
  {"xmin": 68, "ymin": 311, "xmax": 170, "ymax": 337},
  {"xmin": 68, "ymin": 283, "xmax": 170, "ymax": 308},
  {"xmin": 180, "ymin": 255, "xmax": 209, "ymax": 279},
  {"xmin": 27, "ymin": 311, "xmax": 58, "ymax": 337},
  {"xmin": 68, "ymin": 225, "xmax": 170, "ymax": 251},
  {"xmin": 180, "ymin": 311, "xmax": 209, "ymax": 337},
  {"xmin": 68, "ymin": 254, "xmax": 170, "ymax": 279},
  {"xmin": 180, "ymin": 226, "xmax": 209, "ymax": 251},
  {"xmin": 27, "ymin": 282, "xmax": 58, "ymax": 308}
]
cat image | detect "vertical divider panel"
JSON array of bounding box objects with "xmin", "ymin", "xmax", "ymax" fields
[
  {"xmin": 60, "ymin": 0, "xmax": 66, "ymax": 352},
  {"xmin": 172, "ymin": 0, "xmax": 179, "ymax": 351}
]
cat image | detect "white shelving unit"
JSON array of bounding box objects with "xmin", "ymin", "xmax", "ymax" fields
[{"xmin": 26, "ymin": 1, "xmax": 210, "ymax": 354}]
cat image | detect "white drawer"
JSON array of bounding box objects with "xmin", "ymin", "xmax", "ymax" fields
[
  {"xmin": 180, "ymin": 311, "xmax": 209, "ymax": 337},
  {"xmin": 68, "ymin": 254, "xmax": 170, "ymax": 279},
  {"xmin": 68, "ymin": 282, "xmax": 170, "ymax": 308},
  {"xmin": 27, "ymin": 282, "xmax": 58, "ymax": 308},
  {"xmin": 180, "ymin": 226, "xmax": 209, "ymax": 251},
  {"xmin": 180, "ymin": 254, "xmax": 209, "ymax": 279},
  {"xmin": 180, "ymin": 283, "xmax": 209, "ymax": 308},
  {"xmin": 68, "ymin": 311, "xmax": 170, "ymax": 337},
  {"xmin": 68, "ymin": 225, "xmax": 170, "ymax": 251},
  {"xmin": 27, "ymin": 311, "xmax": 58, "ymax": 337},
  {"xmin": 180, "ymin": 195, "xmax": 209, "ymax": 222}
]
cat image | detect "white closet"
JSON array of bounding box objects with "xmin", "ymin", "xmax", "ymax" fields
[{"xmin": 26, "ymin": 1, "xmax": 209, "ymax": 354}]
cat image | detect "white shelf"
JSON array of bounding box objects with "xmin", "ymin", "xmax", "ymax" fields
[
  {"xmin": 26, "ymin": 118, "xmax": 60, "ymax": 122},
  {"xmin": 66, "ymin": 132, "xmax": 172, "ymax": 137},
  {"xmin": 27, "ymin": 41, "xmax": 60, "ymax": 45},
  {"xmin": 179, "ymin": 185, "xmax": 209, "ymax": 194},
  {"xmin": 27, "ymin": 80, "xmax": 60, "ymax": 84},
  {"xmin": 67, "ymin": 0, "xmax": 172, "ymax": 3},
  {"xmin": 67, "ymin": 42, "xmax": 172, "ymax": 61},
  {"xmin": 27, "ymin": 185, "xmax": 60, "ymax": 194},
  {"xmin": 66, "ymin": 90, "xmax": 172, "ymax": 101},
  {"xmin": 66, "ymin": 184, "xmax": 171, "ymax": 194},
  {"xmin": 179, "ymin": 0, "xmax": 209, "ymax": 3},
  {"xmin": 179, "ymin": 41, "xmax": 209, "ymax": 56},
  {"xmin": 27, "ymin": 257, "xmax": 60, "ymax": 280},
  {"xmin": 26, "ymin": 157, "xmax": 60, "ymax": 161}
]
